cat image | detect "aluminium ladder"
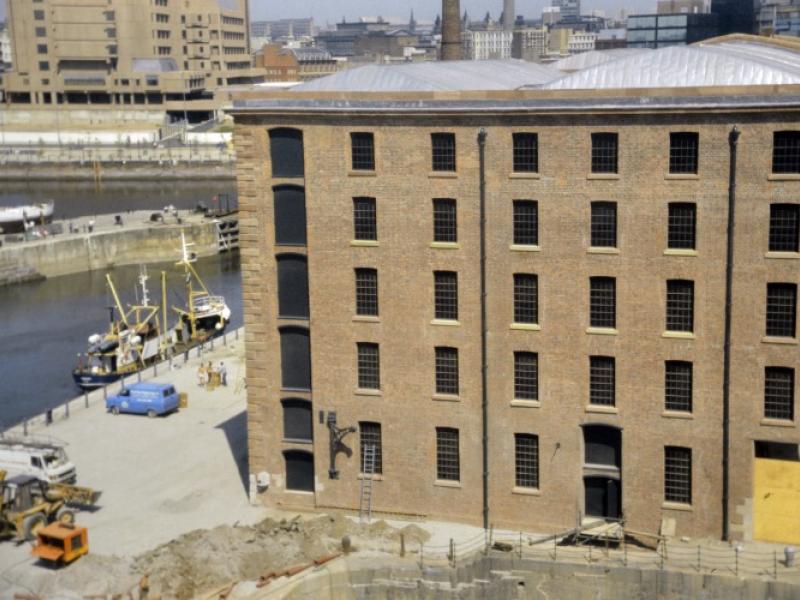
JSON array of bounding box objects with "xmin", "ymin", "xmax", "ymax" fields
[{"xmin": 359, "ymin": 444, "xmax": 376, "ymax": 523}]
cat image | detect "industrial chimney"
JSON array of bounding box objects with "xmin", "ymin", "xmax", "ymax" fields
[
  {"xmin": 503, "ymin": 0, "xmax": 515, "ymax": 30},
  {"xmin": 441, "ymin": 0, "xmax": 462, "ymax": 60}
]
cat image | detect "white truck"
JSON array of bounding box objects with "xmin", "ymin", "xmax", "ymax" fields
[{"xmin": 0, "ymin": 438, "xmax": 77, "ymax": 484}]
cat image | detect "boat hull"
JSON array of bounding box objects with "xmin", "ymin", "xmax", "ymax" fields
[
  {"xmin": 72, "ymin": 370, "xmax": 123, "ymax": 390},
  {"xmin": 0, "ymin": 201, "xmax": 55, "ymax": 234}
]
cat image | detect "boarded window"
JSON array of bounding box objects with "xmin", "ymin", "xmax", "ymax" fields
[
  {"xmin": 273, "ymin": 185, "xmax": 307, "ymax": 246},
  {"xmin": 282, "ymin": 398, "xmax": 312, "ymax": 441},
  {"xmin": 279, "ymin": 327, "xmax": 311, "ymax": 390},
  {"xmin": 269, "ymin": 128, "xmax": 304, "ymax": 178},
  {"xmin": 284, "ymin": 450, "xmax": 314, "ymax": 492},
  {"xmin": 583, "ymin": 425, "xmax": 621, "ymax": 468},
  {"xmin": 276, "ymin": 254, "xmax": 309, "ymax": 318}
]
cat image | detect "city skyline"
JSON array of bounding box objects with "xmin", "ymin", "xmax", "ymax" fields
[{"xmin": 0, "ymin": 0, "xmax": 664, "ymax": 25}]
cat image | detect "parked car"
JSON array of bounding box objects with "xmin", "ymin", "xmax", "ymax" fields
[{"xmin": 106, "ymin": 382, "xmax": 179, "ymax": 418}]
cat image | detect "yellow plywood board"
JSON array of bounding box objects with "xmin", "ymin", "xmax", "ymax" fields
[{"xmin": 753, "ymin": 458, "xmax": 800, "ymax": 545}]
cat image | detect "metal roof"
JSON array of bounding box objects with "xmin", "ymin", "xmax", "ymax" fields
[
  {"xmin": 550, "ymin": 49, "xmax": 652, "ymax": 73},
  {"xmin": 293, "ymin": 59, "xmax": 560, "ymax": 92},
  {"xmin": 543, "ymin": 40, "xmax": 800, "ymax": 90}
]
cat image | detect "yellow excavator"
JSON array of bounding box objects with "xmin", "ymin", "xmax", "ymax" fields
[{"xmin": 0, "ymin": 470, "xmax": 100, "ymax": 542}]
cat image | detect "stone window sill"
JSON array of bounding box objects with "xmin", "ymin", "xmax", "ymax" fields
[
  {"xmin": 352, "ymin": 315, "xmax": 380, "ymax": 323},
  {"xmin": 765, "ymin": 251, "xmax": 800, "ymax": 260},
  {"xmin": 431, "ymin": 319, "xmax": 460, "ymax": 327},
  {"xmin": 284, "ymin": 490, "xmax": 315, "ymax": 496},
  {"xmin": 585, "ymin": 405, "xmax": 618, "ymax": 414},
  {"xmin": 429, "ymin": 171, "xmax": 458, "ymax": 179},
  {"xmin": 511, "ymin": 323, "xmax": 540, "ymax": 331},
  {"xmin": 768, "ymin": 173, "xmax": 800, "ymax": 181},
  {"xmin": 350, "ymin": 240, "xmax": 379, "ymax": 247},
  {"xmin": 587, "ymin": 173, "xmax": 620, "ymax": 180},
  {"xmin": 510, "ymin": 244, "xmax": 541, "ymax": 252},
  {"xmin": 347, "ymin": 170, "xmax": 376, "ymax": 177},
  {"xmin": 586, "ymin": 327, "xmax": 617, "ymax": 336},
  {"xmin": 358, "ymin": 473, "xmax": 384, "ymax": 481},
  {"xmin": 434, "ymin": 479, "xmax": 462, "ymax": 489},
  {"xmin": 512, "ymin": 486, "xmax": 541, "ymax": 496},
  {"xmin": 662, "ymin": 410, "xmax": 693, "ymax": 420},
  {"xmin": 662, "ymin": 501, "xmax": 693, "ymax": 512},
  {"xmin": 432, "ymin": 393, "xmax": 460, "ymax": 403},
  {"xmin": 355, "ymin": 388, "xmax": 382, "ymax": 397},
  {"xmin": 282, "ymin": 438, "xmax": 313, "ymax": 445},
  {"xmin": 588, "ymin": 247, "xmax": 620, "ymax": 255},
  {"xmin": 511, "ymin": 399, "xmax": 540, "ymax": 408},
  {"xmin": 760, "ymin": 418, "xmax": 796, "ymax": 428},
  {"xmin": 662, "ymin": 331, "xmax": 696, "ymax": 340},
  {"xmin": 762, "ymin": 336, "xmax": 798, "ymax": 345},
  {"xmin": 664, "ymin": 249, "xmax": 698, "ymax": 257},
  {"xmin": 430, "ymin": 241, "xmax": 460, "ymax": 250},
  {"xmin": 509, "ymin": 172, "xmax": 540, "ymax": 180},
  {"xmin": 664, "ymin": 173, "xmax": 699, "ymax": 180}
]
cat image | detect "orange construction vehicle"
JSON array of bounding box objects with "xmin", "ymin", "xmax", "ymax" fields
[{"xmin": 32, "ymin": 522, "xmax": 88, "ymax": 566}]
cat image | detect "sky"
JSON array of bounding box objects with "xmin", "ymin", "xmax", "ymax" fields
[{"xmin": 0, "ymin": 0, "xmax": 658, "ymax": 25}]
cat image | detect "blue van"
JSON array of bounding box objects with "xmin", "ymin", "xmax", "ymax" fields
[{"xmin": 106, "ymin": 382, "xmax": 179, "ymax": 418}]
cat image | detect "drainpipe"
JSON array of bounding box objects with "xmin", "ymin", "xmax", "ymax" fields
[
  {"xmin": 478, "ymin": 128, "xmax": 489, "ymax": 531},
  {"xmin": 722, "ymin": 125, "xmax": 739, "ymax": 541}
]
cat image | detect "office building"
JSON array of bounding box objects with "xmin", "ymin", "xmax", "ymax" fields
[
  {"xmin": 711, "ymin": 0, "xmax": 757, "ymax": 34},
  {"xmin": 1, "ymin": 0, "xmax": 263, "ymax": 116},
  {"xmin": 553, "ymin": 0, "xmax": 581, "ymax": 21},
  {"xmin": 462, "ymin": 25, "xmax": 513, "ymax": 60},
  {"xmin": 229, "ymin": 35, "xmax": 800, "ymax": 544},
  {"xmin": 512, "ymin": 27, "xmax": 549, "ymax": 62},
  {"xmin": 627, "ymin": 13, "xmax": 719, "ymax": 48}
]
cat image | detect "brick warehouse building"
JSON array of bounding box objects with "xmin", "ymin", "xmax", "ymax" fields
[{"xmin": 230, "ymin": 35, "xmax": 800, "ymax": 543}]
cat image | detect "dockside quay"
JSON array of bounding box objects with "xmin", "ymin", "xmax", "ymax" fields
[{"xmin": 229, "ymin": 34, "xmax": 800, "ymax": 545}]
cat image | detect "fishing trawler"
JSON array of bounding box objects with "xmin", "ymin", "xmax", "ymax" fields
[
  {"xmin": 0, "ymin": 201, "xmax": 54, "ymax": 234},
  {"xmin": 71, "ymin": 235, "xmax": 231, "ymax": 390}
]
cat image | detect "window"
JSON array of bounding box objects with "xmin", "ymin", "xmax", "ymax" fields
[
  {"xmin": 664, "ymin": 446, "xmax": 692, "ymax": 504},
  {"xmin": 355, "ymin": 268, "xmax": 378, "ymax": 316},
  {"xmin": 353, "ymin": 197, "xmax": 377, "ymax": 241},
  {"xmin": 666, "ymin": 280, "xmax": 694, "ymax": 332},
  {"xmin": 589, "ymin": 277, "xmax": 616, "ymax": 329},
  {"xmin": 514, "ymin": 352, "xmax": 538, "ymax": 401},
  {"xmin": 435, "ymin": 347, "xmax": 459, "ymax": 395},
  {"xmin": 357, "ymin": 343, "xmax": 380, "ymax": 390},
  {"xmin": 591, "ymin": 133, "xmax": 618, "ymax": 173},
  {"xmin": 435, "ymin": 427, "xmax": 460, "ymax": 481},
  {"xmin": 35, "ymin": 27, "xmax": 46, "ymax": 37},
  {"xmin": 350, "ymin": 132, "xmax": 375, "ymax": 171},
  {"xmin": 434, "ymin": 271, "xmax": 458, "ymax": 321},
  {"xmin": 515, "ymin": 434, "xmax": 539, "ymax": 488},
  {"xmin": 279, "ymin": 327, "xmax": 311, "ymax": 390},
  {"xmin": 284, "ymin": 450, "xmax": 314, "ymax": 492},
  {"xmin": 276, "ymin": 254, "xmax": 309, "ymax": 318},
  {"xmin": 591, "ymin": 202, "xmax": 617, "ymax": 248},
  {"xmin": 512, "ymin": 133, "xmax": 538, "ymax": 173},
  {"xmin": 273, "ymin": 185, "xmax": 307, "ymax": 246},
  {"xmin": 669, "ymin": 132, "xmax": 699, "ymax": 174},
  {"xmin": 431, "ymin": 133, "xmax": 456, "ymax": 172},
  {"xmin": 282, "ymin": 398, "xmax": 312, "ymax": 442},
  {"xmin": 765, "ymin": 367, "xmax": 795, "ymax": 421},
  {"xmin": 513, "ymin": 200, "xmax": 538, "ymax": 246},
  {"xmin": 766, "ymin": 283, "xmax": 797, "ymax": 337},
  {"xmin": 433, "ymin": 199, "xmax": 457, "ymax": 243},
  {"xmin": 665, "ymin": 361, "xmax": 693, "ymax": 412},
  {"xmin": 590, "ymin": 356, "xmax": 615, "ymax": 406},
  {"xmin": 269, "ymin": 128, "xmax": 304, "ymax": 178},
  {"xmin": 668, "ymin": 203, "xmax": 696, "ymax": 250},
  {"xmin": 769, "ymin": 204, "xmax": 799, "ymax": 252},
  {"xmin": 513, "ymin": 274, "xmax": 538, "ymax": 324},
  {"xmin": 34, "ymin": 9, "xmax": 45, "ymax": 20},
  {"xmin": 38, "ymin": 61, "xmax": 49, "ymax": 71},
  {"xmin": 773, "ymin": 131, "xmax": 800, "ymax": 174},
  {"xmin": 359, "ymin": 422, "xmax": 383, "ymax": 474},
  {"xmin": 37, "ymin": 44, "xmax": 48, "ymax": 54}
]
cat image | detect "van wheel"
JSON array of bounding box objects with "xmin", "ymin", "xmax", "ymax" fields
[
  {"xmin": 23, "ymin": 514, "xmax": 46, "ymax": 541},
  {"xmin": 57, "ymin": 510, "xmax": 75, "ymax": 525},
  {"xmin": 111, "ymin": 406, "xmax": 120, "ymax": 415},
  {"xmin": 147, "ymin": 409, "xmax": 157, "ymax": 419}
]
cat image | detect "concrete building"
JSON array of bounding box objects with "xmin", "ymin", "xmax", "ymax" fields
[
  {"xmin": 253, "ymin": 44, "xmax": 337, "ymax": 83},
  {"xmin": 542, "ymin": 7, "xmax": 562, "ymax": 25},
  {"xmin": 758, "ymin": 0, "xmax": 800, "ymax": 35},
  {"xmin": 567, "ymin": 31, "xmax": 597, "ymax": 53},
  {"xmin": 0, "ymin": 22, "xmax": 12, "ymax": 71},
  {"xmin": 503, "ymin": 0, "xmax": 516, "ymax": 30},
  {"xmin": 658, "ymin": 0, "xmax": 709, "ymax": 14},
  {"xmin": 553, "ymin": 0, "xmax": 581, "ymax": 21},
  {"xmin": 512, "ymin": 27, "xmax": 549, "ymax": 62},
  {"xmin": 627, "ymin": 13, "xmax": 719, "ymax": 48},
  {"xmin": 595, "ymin": 28, "xmax": 629, "ymax": 49},
  {"xmin": 0, "ymin": 0, "xmax": 263, "ymax": 116},
  {"xmin": 229, "ymin": 35, "xmax": 800, "ymax": 545},
  {"xmin": 462, "ymin": 24, "xmax": 513, "ymax": 60}
]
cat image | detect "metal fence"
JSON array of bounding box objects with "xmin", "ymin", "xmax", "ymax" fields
[{"xmin": 1, "ymin": 326, "xmax": 243, "ymax": 437}]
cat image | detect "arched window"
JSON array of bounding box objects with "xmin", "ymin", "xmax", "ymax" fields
[
  {"xmin": 283, "ymin": 449, "xmax": 314, "ymax": 492},
  {"xmin": 269, "ymin": 128, "xmax": 304, "ymax": 178},
  {"xmin": 273, "ymin": 185, "xmax": 307, "ymax": 246},
  {"xmin": 276, "ymin": 254, "xmax": 309, "ymax": 318},
  {"xmin": 279, "ymin": 326, "xmax": 311, "ymax": 390},
  {"xmin": 282, "ymin": 398, "xmax": 313, "ymax": 442}
]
